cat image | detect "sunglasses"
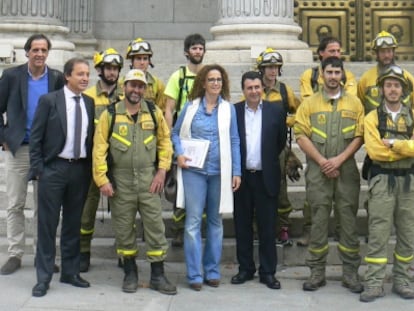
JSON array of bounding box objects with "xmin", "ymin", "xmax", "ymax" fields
[{"xmin": 130, "ymin": 41, "xmax": 151, "ymax": 53}]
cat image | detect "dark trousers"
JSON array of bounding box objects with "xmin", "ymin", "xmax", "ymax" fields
[
  {"xmin": 36, "ymin": 158, "xmax": 90, "ymax": 283},
  {"xmin": 233, "ymin": 170, "xmax": 278, "ymax": 276}
]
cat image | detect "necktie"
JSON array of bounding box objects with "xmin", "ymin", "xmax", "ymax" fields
[{"xmin": 73, "ymin": 96, "xmax": 82, "ymax": 159}]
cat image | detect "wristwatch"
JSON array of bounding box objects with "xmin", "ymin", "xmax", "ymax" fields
[{"xmin": 389, "ymin": 139, "xmax": 395, "ymax": 148}]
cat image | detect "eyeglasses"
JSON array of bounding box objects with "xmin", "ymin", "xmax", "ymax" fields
[
  {"xmin": 103, "ymin": 54, "xmax": 123, "ymax": 65},
  {"xmin": 130, "ymin": 41, "xmax": 151, "ymax": 53},
  {"xmin": 207, "ymin": 78, "xmax": 223, "ymax": 84},
  {"xmin": 375, "ymin": 36, "xmax": 396, "ymax": 48},
  {"xmin": 262, "ymin": 52, "xmax": 282, "ymax": 63}
]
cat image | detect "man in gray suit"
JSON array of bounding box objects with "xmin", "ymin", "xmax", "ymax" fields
[{"xmin": 0, "ymin": 34, "xmax": 65, "ymax": 275}]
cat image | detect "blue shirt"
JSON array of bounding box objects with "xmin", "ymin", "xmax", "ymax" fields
[
  {"xmin": 25, "ymin": 68, "xmax": 48, "ymax": 142},
  {"xmin": 172, "ymin": 96, "xmax": 241, "ymax": 176}
]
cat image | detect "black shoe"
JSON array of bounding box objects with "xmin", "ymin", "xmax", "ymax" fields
[
  {"xmin": 60, "ymin": 274, "xmax": 90, "ymax": 288},
  {"xmin": 32, "ymin": 282, "xmax": 49, "ymax": 297},
  {"xmin": 259, "ymin": 275, "xmax": 281, "ymax": 289},
  {"xmin": 231, "ymin": 271, "xmax": 255, "ymax": 284}
]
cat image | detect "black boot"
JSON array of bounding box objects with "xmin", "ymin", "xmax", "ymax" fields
[
  {"xmin": 150, "ymin": 261, "xmax": 177, "ymax": 295},
  {"xmin": 80, "ymin": 252, "xmax": 90, "ymax": 273},
  {"xmin": 122, "ymin": 257, "xmax": 138, "ymax": 293}
]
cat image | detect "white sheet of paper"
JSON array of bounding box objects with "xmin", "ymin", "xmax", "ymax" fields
[{"xmin": 181, "ymin": 138, "xmax": 210, "ymax": 168}]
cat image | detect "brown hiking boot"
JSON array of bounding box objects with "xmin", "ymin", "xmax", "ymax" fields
[
  {"xmin": 303, "ymin": 270, "xmax": 326, "ymax": 291},
  {"xmin": 360, "ymin": 286, "xmax": 385, "ymax": 302},
  {"xmin": 392, "ymin": 283, "xmax": 414, "ymax": 299},
  {"xmin": 297, "ymin": 226, "xmax": 311, "ymax": 247},
  {"xmin": 342, "ymin": 270, "xmax": 363, "ymax": 293}
]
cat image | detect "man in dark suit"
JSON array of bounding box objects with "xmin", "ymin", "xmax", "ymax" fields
[
  {"xmin": 29, "ymin": 58, "xmax": 94, "ymax": 297},
  {"xmin": 232, "ymin": 71, "xmax": 286, "ymax": 289},
  {"xmin": 0, "ymin": 34, "xmax": 65, "ymax": 275}
]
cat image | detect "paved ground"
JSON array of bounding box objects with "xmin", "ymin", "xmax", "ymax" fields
[{"xmin": 0, "ymin": 253, "xmax": 413, "ymax": 311}]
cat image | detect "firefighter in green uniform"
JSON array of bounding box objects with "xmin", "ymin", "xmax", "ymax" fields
[
  {"xmin": 80, "ymin": 48, "xmax": 124, "ymax": 272},
  {"xmin": 358, "ymin": 30, "xmax": 414, "ymax": 115},
  {"xmin": 360, "ymin": 66, "xmax": 414, "ymax": 302},
  {"xmin": 93, "ymin": 69, "xmax": 176, "ymax": 295},
  {"xmin": 255, "ymin": 48, "xmax": 302, "ymax": 245},
  {"xmin": 294, "ymin": 57, "xmax": 364, "ymax": 293}
]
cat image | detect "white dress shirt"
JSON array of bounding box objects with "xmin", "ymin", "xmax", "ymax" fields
[
  {"xmin": 59, "ymin": 86, "xmax": 89, "ymax": 159},
  {"xmin": 245, "ymin": 101, "xmax": 263, "ymax": 170}
]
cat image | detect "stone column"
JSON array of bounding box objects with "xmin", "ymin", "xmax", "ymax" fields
[
  {"xmin": 0, "ymin": 0, "xmax": 75, "ymax": 67},
  {"xmin": 205, "ymin": 0, "xmax": 311, "ymax": 63},
  {"xmin": 61, "ymin": 0, "xmax": 97, "ymax": 58}
]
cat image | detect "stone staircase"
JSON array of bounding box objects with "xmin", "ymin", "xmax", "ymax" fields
[{"xmin": 1, "ymin": 60, "xmax": 412, "ymax": 266}]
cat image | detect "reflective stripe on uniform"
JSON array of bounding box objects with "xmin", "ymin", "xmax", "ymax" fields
[
  {"xmin": 97, "ymin": 164, "xmax": 108, "ymax": 172},
  {"xmin": 94, "ymin": 118, "xmax": 100, "ymax": 124},
  {"xmin": 144, "ymin": 134, "xmax": 154, "ymax": 145},
  {"xmin": 394, "ymin": 252, "xmax": 414, "ymax": 263},
  {"xmin": 338, "ymin": 243, "xmax": 359, "ymax": 253},
  {"xmin": 342, "ymin": 124, "xmax": 356, "ymax": 134},
  {"xmin": 311, "ymin": 127, "xmax": 327, "ymax": 139},
  {"xmin": 173, "ymin": 212, "xmax": 186, "ymax": 222},
  {"xmin": 112, "ymin": 132, "xmax": 132, "ymax": 146},
  {"xmin": 80, "ymin": 228, "xmax": 94, "ymax": 235},
  {"xmin": 309, "ymin": 244, "xmax": 329, "ymax": 254},
  {"xmin": 117, "ymin": 249, "xmax": 138, "ymax": 256},
  {"xmin": 366, "ymin": 96, "xmax": 380, "ymax": 109},
  {"xmin": 364, "ymin": 256, "xmax": 388, "ymax": 264},
  {"xmin": 278, "ymin": 206, "xmax": 293, "ymax": 214},
  {"xmin": 146, "ymin": 249, "xmax": 166, "ymax": 257}
]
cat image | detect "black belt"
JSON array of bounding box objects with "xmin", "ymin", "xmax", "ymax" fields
[
  {"xmin": 370, "ymin": 164, "xmax": 414, "ymax": 178},
  {"xmin": 58, "ymin": 157, "xmax": 86, "ymax": 163},
  {"xmin": 246, "ymin": 169, "xmax": 262, "ymax": 174}
]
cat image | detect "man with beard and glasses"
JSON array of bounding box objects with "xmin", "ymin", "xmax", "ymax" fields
[
  {"xmin": 79, "ymin": 48, "xmax": 124, "ymax": 272},
  {"xmin": 294, "ymin": 57, "xmax": 364, "ymax": 294},
  {"xmin": 93, "ymin": 69, "xmax": 176, "ymax": 295},
  {"xmin": 358, "ymin": 30, "xmax": 414, "ymax": 115},
  {"xmin": 164, "ymin": 33, "xmax": 206, "ymax": 247}
]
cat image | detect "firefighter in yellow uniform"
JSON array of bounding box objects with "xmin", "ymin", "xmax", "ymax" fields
[
  {"xmin": 93, "ymin": 69, "xmax": 176, "ymax": 295},
  {"xmin": 358, "ymin": 30, "xmax": 414, "ymax": 115},
  {"xmin": 297, "ymin": 36, "xmax": 357, "ymax": 246},
  {"xmin": 294, "ymin": 57, "xmax": 363, "ymax": 293},
  {"xmin": 80, "ymin": 48, "xmax": 124, "ymax": 272},
  {"xmin": 361, "ymin": 66, "xmax": 414, "ymax": 302},
  {"xmin": 255, "ymin": 48, "xmax": 302, "ymax": 245},
  {"xmin": 124, "ymin": 37, "xmax": 167, "ymax": 112}
]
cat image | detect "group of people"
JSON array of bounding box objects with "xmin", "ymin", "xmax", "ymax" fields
[{"xmin": 0, "ymin": 29, "xmax": 413, "ymax": 304}]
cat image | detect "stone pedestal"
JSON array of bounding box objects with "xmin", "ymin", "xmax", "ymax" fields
[
  {"xmin": 0, "ymin": 0, "xmax": 75, "ymax": 68},
  {"xmin": 205, "ymin": 0, "xmax": 312, "ymax": 65}
]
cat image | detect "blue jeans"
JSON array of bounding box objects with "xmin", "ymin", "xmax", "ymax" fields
[{"xmin": 182, "ymin": 170, "xmax": 222, "ymax": 284}]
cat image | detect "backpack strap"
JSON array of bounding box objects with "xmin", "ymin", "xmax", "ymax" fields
[
  {"xmin": 145, "ymin": 100, "xmax": 158, "ymax": 130},
  {"xmin": 279, "ymin": 82, "xmax": 289, "ymax": 114},
  {"xmin": 311, "ymin": 66, "xmax": 319, "ymax": 92},
  {"xmin": 175, "ymin": 66, "xmax": 187, "ymax": 113}
]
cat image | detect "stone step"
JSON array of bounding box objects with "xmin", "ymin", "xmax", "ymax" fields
[{"xmin": 0, "ymin": 236, "xmax": 397, "ymax": 267}]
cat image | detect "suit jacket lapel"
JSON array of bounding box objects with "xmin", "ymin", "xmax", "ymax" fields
[
  {"xmin": 261, "ymin": 102, "xmax": 269, "ymax": 148},
  {"xmin": 56, "ymin": 89, "xmax": 67, "ymax": 138},
  {"xmin": 47, "ymin": 66, "xmax": 55, "ymax": 91}
]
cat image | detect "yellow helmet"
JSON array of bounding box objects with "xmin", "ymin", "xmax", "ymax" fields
[
  {"xmin": 126, "ymin": 38, "xmax": 153, "ymax": 59},
  {"xmin": 377, "ymin": 65, "xmax": 408, "ymax": 89},
  {"xmin": 256, "ymin": 48, "xmax": 283, "ymax": 68},
  {"xmin": 93, "ymin": 48, "xmax": 123, "ymax": 68},
  {"xmin": 372, "ymin": 31, "xmax": 398, "ymax": 51}
]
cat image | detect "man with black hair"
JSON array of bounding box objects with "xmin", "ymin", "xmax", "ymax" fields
[
  {"xmin": 0, "ymin": 33, "xmax": 64, "ymax": 275},
  {"xmin": 164, "ymin": 33, "xmax": 206, "ymax": 247},
  {"xmin": 295, "ymin": 57, "xmax": 363, "ymax": 293},
  {"xmin": 297, "ymin": 36, "xmax": 357, "ymax": 246}
]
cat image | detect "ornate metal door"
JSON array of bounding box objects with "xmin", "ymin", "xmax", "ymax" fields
[{"xmin": 294, "ymin": 0, "xmax": 414, "ymax": 61}]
